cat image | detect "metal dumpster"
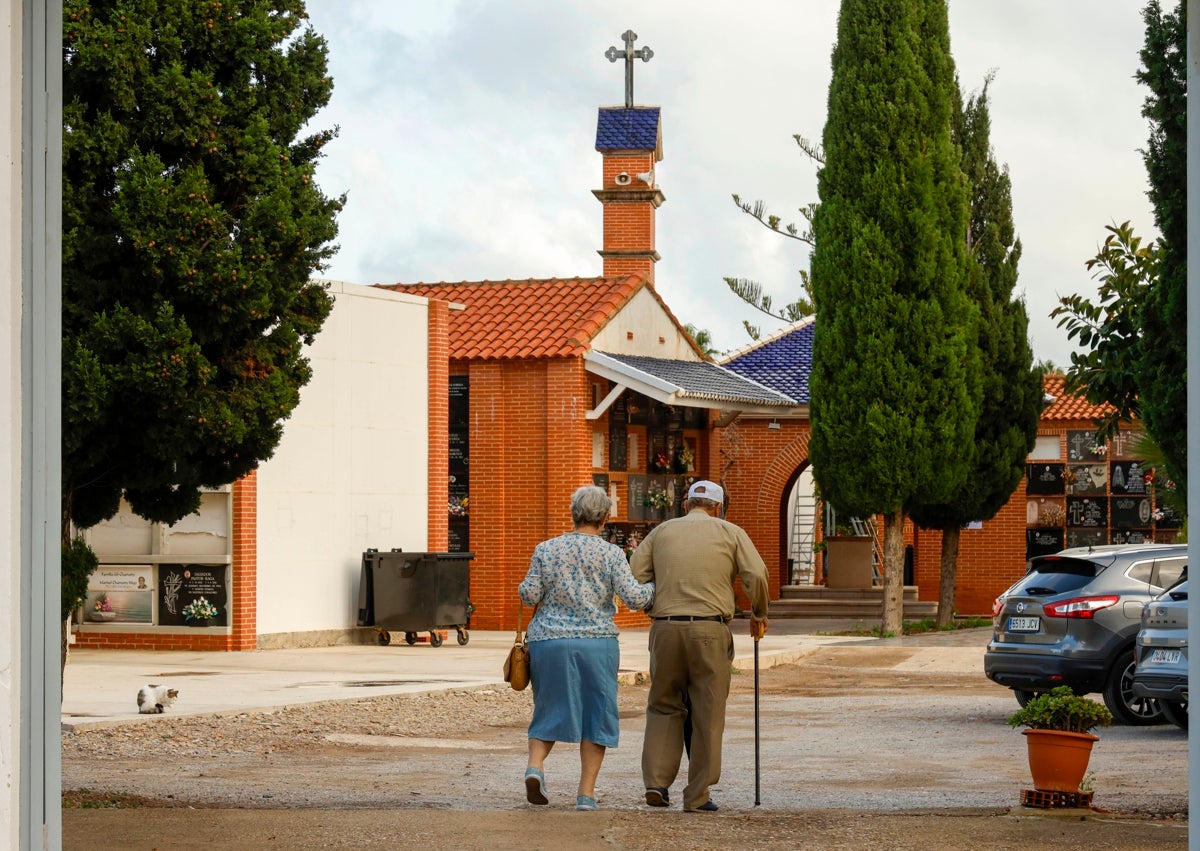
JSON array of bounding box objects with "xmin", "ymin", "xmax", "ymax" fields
[{"xmin": 357, "ymin": 549, "xmax": 474, "ymax": 646}]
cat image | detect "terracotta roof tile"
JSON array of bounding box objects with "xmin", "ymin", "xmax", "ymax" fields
[
  {"xmin": 377, "ymin": 276, "xmax": 648, "ymax": 360},
  {"xmin": 1041, "ymin": 373, "xmax": 1120, "ymax": 422}
]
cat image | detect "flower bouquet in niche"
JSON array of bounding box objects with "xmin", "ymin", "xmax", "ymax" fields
[
  {"xmin": 674, "ymin": 443, "xmax": 695, "ymax": 473},
  {"xmin": 88, "ymin": 594, "xmax": 117, "ymax": 622},
  {"xmin": 645, "ymin": 484, "xmax": 670, "ymax": 518},
  {"xmin": 651, "ymin": 450, "xmax": 671, "ymax": 473},
  {"xmin": 448, "ymin": 495, "xmax": 469, "ymax": 518},
  {"xmin": 183, "ymin": 596, "xmax": 219, "ymax": 624}
]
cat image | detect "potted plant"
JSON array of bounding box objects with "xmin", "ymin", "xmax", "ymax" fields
[{"xmin": 1007, "ymin": 686, "xmax": 1112, "ymax": 792}]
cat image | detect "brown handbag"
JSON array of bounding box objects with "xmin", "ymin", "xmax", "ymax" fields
[{"xmin": 503, "ymin": 604, "xmax": 530, "ymax": 691}]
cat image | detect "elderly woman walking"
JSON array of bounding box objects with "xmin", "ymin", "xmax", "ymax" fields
[{"xmin": 518, "ymin": 485, "xmax": 654, "ymax": 811}]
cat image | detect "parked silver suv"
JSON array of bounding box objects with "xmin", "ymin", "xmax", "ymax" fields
[
  {"xmin": 1132, "ymin": 577, "xmax": 1188, "ymax": 729},
  {"xmin": 984, "ymin": 543, "xmax": 1187, "ymax": 725}
]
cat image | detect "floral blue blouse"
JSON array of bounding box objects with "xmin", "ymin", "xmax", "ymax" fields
[{"xmin": 519, "ymin": 532, "xmax": 655, "ymax": 641}]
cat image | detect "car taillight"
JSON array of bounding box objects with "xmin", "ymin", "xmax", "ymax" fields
[
  {"xmin": 992, "ymin": 597, "xmax": 1004, "ymax": 618},
  {"xmin": 1042, "ymin": 595, "xmax": 1120, "ymax": 619}
]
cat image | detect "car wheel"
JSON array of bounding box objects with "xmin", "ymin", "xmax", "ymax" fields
[
  {"xmin": 1103, "ymin": 649, "xmax": 1164, "ymax": 725},
  {"xmin": 1159, "ymin": 699, "xmax": 1188, "ymax": 730},
  {"xmin": 1013, "ymin": 689, "xmax": 1039, "ymax": 708}
]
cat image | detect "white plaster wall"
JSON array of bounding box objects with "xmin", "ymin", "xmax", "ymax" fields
[
  {"xmin": 255, "ymin": 282, "xmax": 431, "ymax": 635},
  {"xmin": 1, "ymin": 0, "xmax": 20, "ymax": 839},
  {"xmin": 591, "ymin": 287, "xmax": 704, "ymax": 360}
]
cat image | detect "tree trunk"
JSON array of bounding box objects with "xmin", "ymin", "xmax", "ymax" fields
[
  {"xmin": 936, "ymin": 525, "xmax": 961, "ymax": 628},
  {"xmin": 881, "ymin": 510, "xmax": 906, "ymax": 635}
]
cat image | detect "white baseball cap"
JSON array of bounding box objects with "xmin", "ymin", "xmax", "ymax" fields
[{"xmin": 687, "ymin": 480, "xmax": 724, "ymax": 504}]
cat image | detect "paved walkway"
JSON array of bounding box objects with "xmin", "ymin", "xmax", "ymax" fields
[{"xmin": 61, "ymin": 619, "xmax": 993, "ymax": 730}]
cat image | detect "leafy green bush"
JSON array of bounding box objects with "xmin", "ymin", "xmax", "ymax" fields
[
  {"xmin": 1007, "ymin": 686, "xmax": 1113, "ymax": 734},
  {"xmin": 61, "ymin": 536, "xmax": 98, "ymax": 622}
]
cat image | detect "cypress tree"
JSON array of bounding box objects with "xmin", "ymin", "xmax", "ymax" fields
[
  {"xmin": 810, "ymin": 0, "xmax": 978, "ymax": 634},
  {"xmin": 1136, "ymin": 0, "xmax": 1187, "ymax": 502},
  {"xmin": 909, "ymin": 78, "xmax": 1041, "ymax": 626}
]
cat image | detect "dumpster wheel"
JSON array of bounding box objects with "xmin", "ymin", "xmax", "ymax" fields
[
  {"xmin": 456, "ymin": 628, "xmax": 469, "ymax": 646},
  {"xmin": 404, "ymin": 632, "xmax": 417, "ymax": 645},
  {"xmin": 376, "ymin": 629, "xmax": 391, "ymax": 646},
  {"xmin": 429, "ymin": 630, "xmax": 444, "ymax": 648}
]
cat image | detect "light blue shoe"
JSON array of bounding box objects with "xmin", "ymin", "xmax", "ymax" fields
[
  {"xmin": 524, "ymin": 767, "xmax": 548, "ymax": 805},
  {"xmin": 576, "ymin": 795, "xmax": 598, "ymax": 811}
]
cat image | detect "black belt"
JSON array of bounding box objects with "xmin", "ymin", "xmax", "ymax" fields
[{"xmin": 654, "ymin": 615, "xmax": 726, "ymax": 622}]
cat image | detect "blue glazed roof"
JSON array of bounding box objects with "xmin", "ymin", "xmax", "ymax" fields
[
  {"xmin": 596, "ymin": 352, "xmax": 794, "ymax": 407},
  {"xmin": 595, "ymin": 107, "xmax": 661, "ymax": 151},
  {"xmin": 720, "ymin": 320, "xmax": 814, "ymax": 405}
]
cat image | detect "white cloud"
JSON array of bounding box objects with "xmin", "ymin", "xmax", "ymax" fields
[{"xmin": 305, "ymin": 0, "xmax": 1156, "ymax": 365}]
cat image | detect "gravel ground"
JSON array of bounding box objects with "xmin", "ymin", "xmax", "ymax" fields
[{"xmin": 62, "ymin": 642, "xmax": 1189, "ymax": 850}]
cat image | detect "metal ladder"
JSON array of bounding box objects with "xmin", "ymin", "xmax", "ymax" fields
[
  {"xmin": 789, "ymin": 483, "xmax": 817, "ymax": 584},
  {"xmin": 849, "ymin": 516, "xmax": 884, "ymax": 585}
]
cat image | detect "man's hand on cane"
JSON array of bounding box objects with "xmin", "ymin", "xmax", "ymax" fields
[{"xmin": 750, "ymin": 616, "xmax": 768, "ymax": 642}]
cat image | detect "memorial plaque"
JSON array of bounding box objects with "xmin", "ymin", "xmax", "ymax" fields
[
  {"xmin": 1156, "ymin": 504, "xmax": 1184, "ymax": 529},
  {"xmin": 627, "ymin": 475, "xmax": 647, "ymax": 521},
  {"xmin": 1066, "ymin": 528, "xmax": 1106, "ymax": 549},
  {"xmin": 1109, "ymin": 461, "xmax": 1148, "ymax": 494},
  {"xmin": 610, "ymin": 395, "xmax": 628, "ymax": 424},
  {"xmin": 1026, "ymin": 528, "xmax": 1064, "ymax": 558},
  {"xmin": 157, "ymin": 565, "xmax": 228, "ymax": 627},
  {"xmin": 448, "ymin": 520, "xmax": 470, "ymax": 553},
  {"xmin": 84, "ymin": 567, "xmax": 154, "ymax": 624},
  {"xmin": 1066, "ymin": 464, "xmax": 1107, "ymax": 495},
  {"xmin": 449, "ymin": 474, "xmax": 469, "ymax": 501},
  {"xmin": 449, "ymin": 375, "xmax": 469, "ymax": 426},
  {"xmin": 1111, "ymin": 496, "xmax": 1152, "ymax": 529},
  {"xmin": 608, "ymin": 421, "xmax": 627, "ymax": 471},
  {"xmin": 626, "ymin": 396, "xmax": 647, "ymax": 425},
  {"xmin": 592, "ymin": 473, "xmax": 609, "ymax": 490},
  {"xmin": 1066, "ymin": 430, "xmax": 1103, "ymax": 462},
  {"xmin": 1066, "ymin": 497, "xmax": 1107, "ymax": 528},
  {"xmin": 449, "ymin": 427, "xmax": 469, "ymax": 474},
  {"xmin": 1026, "ymin": 464, "xmax": 1065, "ymax": 495},
  {"xmin": 1111, "ymin": 529, "xmax": 1150, "ymax": 545}
]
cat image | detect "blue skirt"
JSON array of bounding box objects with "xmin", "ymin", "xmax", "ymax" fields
[{"xmin": 527, "ymin": 637, "xmax": 620, "ymax": 748}]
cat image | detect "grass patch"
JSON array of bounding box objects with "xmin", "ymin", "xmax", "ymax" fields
[
  {"xmin": 832, "ymin": 616, "xmax": 992, "ymax": 639},
  {"xmin": 62, "ymin": 788, "xmax": 177, "ymax": 809}
]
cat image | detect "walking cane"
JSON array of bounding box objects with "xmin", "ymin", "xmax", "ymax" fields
[{"xmin": 753, "ymin": 632, "xmax": 761, "ymax": 806}]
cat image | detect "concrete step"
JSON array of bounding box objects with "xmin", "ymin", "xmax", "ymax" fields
[{"xmin": 771, "ymin": 585, "xmax": 937, "ymax": 620}]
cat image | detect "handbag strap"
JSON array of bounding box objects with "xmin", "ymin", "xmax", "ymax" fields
[{"xmin": 514, "ymin": 601, "xmax": 524, "ymax": 642}]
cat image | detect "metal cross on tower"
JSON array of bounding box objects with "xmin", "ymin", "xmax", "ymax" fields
[{"xmin": 605, "ymin": 30, "xmax": 653, "ymax": 108}]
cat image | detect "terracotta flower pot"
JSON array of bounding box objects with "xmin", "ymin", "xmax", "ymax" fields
[{"xmin": 1022, "ymin": 729, "xmax": 1098, "ymax": 792}]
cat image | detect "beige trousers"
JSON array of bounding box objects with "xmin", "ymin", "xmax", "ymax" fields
[{"xmin": 640, "ymin": 620, "xmax": 734, "ymax": 809}]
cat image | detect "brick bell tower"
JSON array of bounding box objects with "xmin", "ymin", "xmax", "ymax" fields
[{"xmin": 594, "ymin": 30, "xmax": 664, "ymax": 283}]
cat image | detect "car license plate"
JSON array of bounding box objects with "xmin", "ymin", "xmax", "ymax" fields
[
  {"xmin": 1146, "ymin": 649, "xmax": 1183, "ymax": 666},
  {"xmin": 1007, "ymin": 616, "xmax": 1040, "ymax": 633}
]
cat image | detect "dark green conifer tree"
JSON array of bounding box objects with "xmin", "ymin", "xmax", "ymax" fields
[
  {"xmin": 1135, "ymin": 0, "xmax": 1187, "ymax": 501},
  {"xmin": 909, "ymin": 79, "xmax": 1041, "ymax": 626},
  {"xmin": 61, "ymin": 0, "xmax": 342, "ymax": 651},
  {"xmin": 809, "ymin": 0, "xmax": 978, "ymax": 634}
]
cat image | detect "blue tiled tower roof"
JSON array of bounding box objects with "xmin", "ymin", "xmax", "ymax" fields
[
  {"xmin": 596, "ymin": 107, "xmax": 661, "ymax": 152},
  {"xmin": 721, "ymin": 320, "xmax": 815, "ymax": 405}
]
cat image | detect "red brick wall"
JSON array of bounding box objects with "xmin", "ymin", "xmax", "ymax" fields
[
  {"xmin": 714, "ymin": 417, "xmax": 809, "ymax": 608},
  {"xmin": 599, "ymin": 150, "xmax": 658, "ymax": 281},
  {"xmin": 230, "ymin": 472, "xmax": 258, "ymax": 649},
  {"xmin": 427, "ymin": 299, "xmax": 450, "ymax": 551}
]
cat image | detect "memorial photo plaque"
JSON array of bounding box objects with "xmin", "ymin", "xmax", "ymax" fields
[
  {"xmin": 1066, "ymin": 464, "xmax": 1107, "ymax": 495},
  {"xmin": 1109, "ymin": 461, "xmax": 1148, "ymax": 494},
  {"xmin": 1026, "ymin": 528, "xmax": 1064, "ymax": 558},
  {"xmin": 1066, "ymin": 528, "xmax": 1106, "ymax": 549},
  {"xmin": 1111, "ymin": 495, "xmax": 1152, "ymax": 529},
  {"xmin": 449, "ymin": 375, "xmax": 469, "ymax": 426},
  {"xmin": 1066, "ymin": 430, "xmax": 1103, "ymax": 462},
  {"xmin": 1026, "ymin": 464, "xmax": 1065, "ymax": 495}
]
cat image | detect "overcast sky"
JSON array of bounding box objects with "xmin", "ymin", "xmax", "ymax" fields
[{"xmin": 302, "ymin": 1, "xmax": 1156, "ymax": 367}]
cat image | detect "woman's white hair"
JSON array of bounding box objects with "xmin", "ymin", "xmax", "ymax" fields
[{"xmin": 571, "ymin": 485, "xmax": 612, "ymax": 525}]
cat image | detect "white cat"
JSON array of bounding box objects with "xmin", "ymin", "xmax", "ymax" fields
[{"xmin": 136, "ymin": 684, "xmax": 179, "ymax": 714}]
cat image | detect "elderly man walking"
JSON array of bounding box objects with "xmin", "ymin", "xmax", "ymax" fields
[{"xmin": 629, "ymin": 480, "xmax": 770, "ymax": 812}]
